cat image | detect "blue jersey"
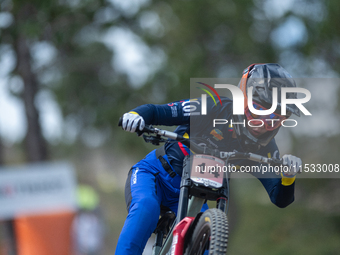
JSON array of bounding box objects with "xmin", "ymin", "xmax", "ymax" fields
[{"xmin": 130, "ymin": 96, "xmax": 295, "ymax": 208}]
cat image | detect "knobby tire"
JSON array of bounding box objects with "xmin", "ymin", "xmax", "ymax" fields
[{"xmin": 184, "ymin": 208, "xmax": 228, "ymax": 255}]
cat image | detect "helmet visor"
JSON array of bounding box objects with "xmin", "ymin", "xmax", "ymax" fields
[{"xmin": 245, "ymin": 102, "xmax": 287, "ymax": 131}]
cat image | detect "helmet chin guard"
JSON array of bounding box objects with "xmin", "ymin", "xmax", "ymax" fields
[
  {"xmin": 233, "ymin": 63, "xmax": 299, "ymax": 152},
  {"xmin": 232, "ymin": 113, "xmax": 280, "ymax": 152}
]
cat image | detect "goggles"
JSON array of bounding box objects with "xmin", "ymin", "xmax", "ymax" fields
[{"xmin": 245, "ymin": 102, "xmax": 287, "ymax": 131}]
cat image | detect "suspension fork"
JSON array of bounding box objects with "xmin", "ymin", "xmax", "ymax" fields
[
  {"xmin": 217, "ymin": 197, "xmax": 228, "ymax": 212},
  {"xmin": 217, "ymin": 170, "xmax": 230, "ymax": 214},
  {"xmin": 176, "ymin": 156, "xmax": 191, "ymax": 223}
]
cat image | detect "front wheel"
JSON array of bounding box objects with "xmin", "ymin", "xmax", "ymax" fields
[{"xmin": 184, "ymin": 208, "xmax": 228, "ymax": 255}]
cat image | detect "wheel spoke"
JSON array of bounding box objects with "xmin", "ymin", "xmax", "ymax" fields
[{"xmin": 198, "ymin": 233, "xmax": 210, "ymax": 254}]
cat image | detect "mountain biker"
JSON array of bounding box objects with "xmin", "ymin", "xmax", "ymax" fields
[{"xmin": 115, "ymin": 63, "xmax": 302, "ymax": 255}]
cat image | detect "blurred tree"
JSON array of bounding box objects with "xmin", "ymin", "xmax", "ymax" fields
[
  {"xmin": 139, "ymin": 0, "xmax": 277, "ymax": 101},
  {"xmin": 1, "ymin": 1, "xmax": 49, "ymax": 162},
  {"xmin": 1, "ymin": 0, "xmax": 339, "ymax": 157},
  {"xmin": 1, "ymin": 0, "xmax": 127, "ymax": 156}
]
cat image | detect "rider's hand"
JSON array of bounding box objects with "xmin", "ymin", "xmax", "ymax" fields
[
  {"xmin": 282, "ymin": 154, "xmax": 302, "ymax": 177},
  {"xmin": 122, "ymin": 112, "xmax": 145, "ymax": 133}
]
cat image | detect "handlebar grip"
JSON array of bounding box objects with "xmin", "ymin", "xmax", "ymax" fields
[
  {"xmin": 118, "ymin": 117, "xmax": 123, "ymax": 127},
  {"xmin": 119, "ymin": 116, "xmax": 155, "ymax": 135},
  {"xmin": 141, "ymin": 125, "xmax": 155, "ymax": 133}
]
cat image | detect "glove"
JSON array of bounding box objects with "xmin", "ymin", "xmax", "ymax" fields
[
  {"xmin": 122, "ymin": 112, "xmax": 145, "ymax": 133},
  {"xmin": 282, "ymin": 154, "xmax": 302, "ymax": 177}
]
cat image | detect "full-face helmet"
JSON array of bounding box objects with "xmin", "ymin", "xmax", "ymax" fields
[{"xmin": 233, "ymin": 63, "xmax": 300, "ymax": 152}]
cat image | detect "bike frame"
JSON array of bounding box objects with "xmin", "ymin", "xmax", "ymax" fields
[{"xmin": 154, "ymin": 154, "xmax": 230, "ymax": 255}]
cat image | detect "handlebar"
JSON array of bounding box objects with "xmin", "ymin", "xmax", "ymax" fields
[{"xmin": 118, "ymin": 117, "xmax": 283, "ymax": 166}]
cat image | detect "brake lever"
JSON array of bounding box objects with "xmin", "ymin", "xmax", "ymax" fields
[
  {"xmin": 143, "ymin": 134, "xmax": 166, "ymax": 145},
  {"xmin": 136, "ymin": 129, "xmax": 144, "ymax": 136},
  {"xmin": 268, "ymin": 158, "xmax": 283, "ymax": 166}
]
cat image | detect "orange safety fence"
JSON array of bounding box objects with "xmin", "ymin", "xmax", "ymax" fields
[{"xmin": 14, "ymin": 211, "xmax": 75, "ymax": 255}]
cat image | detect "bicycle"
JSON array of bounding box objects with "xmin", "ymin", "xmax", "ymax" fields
[{"xmin": 118, "ymin": 119, "xmax": 283, "ymax": 255}]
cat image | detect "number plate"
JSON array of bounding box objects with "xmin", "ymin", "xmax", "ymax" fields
[{"xmin": 190, "ymin": 154, "xmax": 225, "ymax": 188}]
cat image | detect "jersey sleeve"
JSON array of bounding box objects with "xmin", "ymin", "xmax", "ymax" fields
[
  {"xmin": 252, "ymin": 139, "xmax": 295, "ymax": 208},
  {"xmin": 129, "ymin": 97, "xmax": 216, "ymax": 126},
  {"xmin": 257, "ymin": 177, "xmax": 295, "ymax": 208}
]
